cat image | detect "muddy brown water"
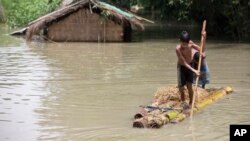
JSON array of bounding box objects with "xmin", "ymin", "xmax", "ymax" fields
[{"xmin": 0, "ymin": 24, "xmax": 250, "ymax": 141}]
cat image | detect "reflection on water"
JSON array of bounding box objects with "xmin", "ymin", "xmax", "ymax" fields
[
  {"xmin": 0, "ymin": 25, "xmax": 250, "ymax": 141},
  {"xmin": 0, "ymin": 45, "xmax": 51, "ymax": 140}
]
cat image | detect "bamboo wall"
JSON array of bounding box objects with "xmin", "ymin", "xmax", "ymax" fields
[{"xmin": 47, "ymin": 8, "xmax": 125, "ymax": 42}]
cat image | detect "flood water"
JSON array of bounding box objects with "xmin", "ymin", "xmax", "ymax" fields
[{"xmin": 0, "ymin": 24, "xmax": 250, "ymax": 141}]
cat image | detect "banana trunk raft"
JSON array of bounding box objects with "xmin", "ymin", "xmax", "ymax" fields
[{"xmin": 133, "ymin": 86, "xmax": 233, "ymax": 128}]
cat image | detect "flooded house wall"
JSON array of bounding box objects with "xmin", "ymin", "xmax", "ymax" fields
[{"xmin": 47, "ymin": 8, "xmax": 125, "ymax": 42}]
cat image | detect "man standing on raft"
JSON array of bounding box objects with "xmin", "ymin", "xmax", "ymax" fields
[
  {"xmin": 193, "ymin": 49, "xmax": 210, "ymax": 89},
  {"xmin": 176, "ymin": 31, "xmax": 207, "ymax": 108}
]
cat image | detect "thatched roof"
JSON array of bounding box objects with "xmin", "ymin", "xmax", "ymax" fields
[{"xmin": 11, "ymin": 0, "xmax": 153, "ymax": 40}]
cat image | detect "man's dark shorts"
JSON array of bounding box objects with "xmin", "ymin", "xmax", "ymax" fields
[{"xmin": 177, "ymin": 63, "xmax": 194, "ymax": 87}]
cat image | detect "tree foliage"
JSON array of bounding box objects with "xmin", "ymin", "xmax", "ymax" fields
[
  {"xmin": 2, "ymin": 0, "xmax": 60, "ymax": 27},
  {"xmin": 134, "ymin": 0, "xmax": 250, "ymax": 41},
  {"xmin": 101, "ymin": 0, "xmax": 131, "ymax": 9},
  {"xmin": 1, "ymin": 0, "xmax": 249, "ymax": 41},
  {"xmin": 0, "ymin": 0, "xmax": 4, "ymax": 22},
  {"xmin": 190, "ymin": 0, "xmax": 250, "ymax": 41}
]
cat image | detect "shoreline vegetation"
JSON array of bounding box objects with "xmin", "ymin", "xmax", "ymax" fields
[
  {"xmin": 1, "ymin": 0, "xmax": 61, "ymax": 26},
  {"xmin": 1, "ymin": 0, "xmax": 250, "ymax": 42},
  {"xmin": 0, "ymin": 0, "xmax": 4, "ymax": 23}
]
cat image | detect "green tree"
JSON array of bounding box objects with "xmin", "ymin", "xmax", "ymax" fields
[
  {"xmin": 136, "ymin": 0, "xmax": 250, "ymax": 41},
  {"xmin": 2, "ymin": 0, "xmax": 60, "ymax": 27},
  {"xmin": 2, "ymin": 0, "xmax": 250, "ymax": 41},
  {"xmin": 134, "ymin": 0, "xmax": 192, "ymax": 21},
  {"xmin": 190, "ymin": 0, "xmax": 250, "ymax": 41},
  {"xmin": 101, "ymin": 0, "xmax": 131, "ymax": 9},
  {"xmin": 0, "ymin": 0, "xmax": 5, "ymax": 22}
]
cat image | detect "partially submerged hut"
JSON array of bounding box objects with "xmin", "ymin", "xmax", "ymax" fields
[{"xmin": 11, "ymin": 0, "xmax": 153, "ymax": 42}]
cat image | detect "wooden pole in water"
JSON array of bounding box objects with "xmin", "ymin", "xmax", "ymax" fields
[{"xmin": 190, "ymin": 20, "xmax": 207, "ymax": 118}]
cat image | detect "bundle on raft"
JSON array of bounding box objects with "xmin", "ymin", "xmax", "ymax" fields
[{"xmin": 133, "ymin": 86, "xmax": 233, "ymax": 128}]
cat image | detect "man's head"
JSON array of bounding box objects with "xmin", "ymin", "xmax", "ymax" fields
[
  {"xmin": 194, "ymin": 52, "xmax": 200, "ymax": 63},
  {"xmin": 180, "ymin": 31, "xmax": 190, "ymax": 43}
]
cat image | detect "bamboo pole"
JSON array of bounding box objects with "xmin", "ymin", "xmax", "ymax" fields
[{"xmin": 190, "ymin": 20, "xmax": 207, "ymax": 118}]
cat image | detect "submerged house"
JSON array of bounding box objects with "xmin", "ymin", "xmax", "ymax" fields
[{"xmin": 11, "ymin": 0, "xmax": 153, "ymax": 42}]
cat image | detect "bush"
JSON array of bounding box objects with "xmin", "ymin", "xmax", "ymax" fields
[{"xmin": 2, "ymin": 0, "xmax": 60, "ymax": 27}]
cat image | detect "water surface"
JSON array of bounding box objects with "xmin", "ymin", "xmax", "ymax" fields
[{"xmin": 0, "ymin": 24, "xmax": 250, "ymax": 141}]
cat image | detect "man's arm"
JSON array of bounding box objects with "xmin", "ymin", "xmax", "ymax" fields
[
  {"xmin": 190, "ymin": 41, "xmax": 206, "ymax": 58},
  {"xmin": 191, "ymin": 31, "xmax": 207, "ymax": 51},
  {"xmin": 190, "ymin": 41, "xmax": 200, "ymax": 51}
]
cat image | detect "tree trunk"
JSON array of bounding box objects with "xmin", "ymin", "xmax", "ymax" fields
[{"xmin": 151, "ymin": 5, "xmax": 155, "ymax": 20}]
